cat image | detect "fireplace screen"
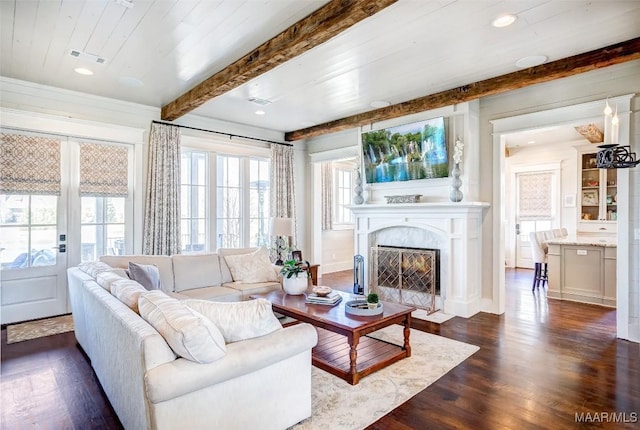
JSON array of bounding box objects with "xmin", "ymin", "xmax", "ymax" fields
[{"xmin": 371, "ymin": 246, "xmax": 440, "ymax": 314}]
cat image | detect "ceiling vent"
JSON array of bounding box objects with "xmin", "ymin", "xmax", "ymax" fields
[
  {"xmin": 70, "ymin": 50, "xmax": 107, "ymax": 65},
  {"xmin": 248, "ymin": 97, "xmax": 272, "ymax": 106}
]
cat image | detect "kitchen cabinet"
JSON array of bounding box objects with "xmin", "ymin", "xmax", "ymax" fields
[{"xmin": 578, "ymin": 150, "xmax": 617, "ymax": 234}]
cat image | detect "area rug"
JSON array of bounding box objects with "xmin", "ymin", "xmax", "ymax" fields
[
  {"xmin": 6, "ymin": 314, "xmax": 74, "ymax": 344},
  {"xmin": 411, "ymin": 309, "xmax": 455, "ymax": 324},
  {"xmin": 291, "ymin": 326, "xmax": 479, "ymax": 430}
]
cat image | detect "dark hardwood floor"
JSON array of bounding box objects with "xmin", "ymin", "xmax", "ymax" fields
[{"xmin": 2, "ymin": 268, "xmax": 638, "ymax": 429}]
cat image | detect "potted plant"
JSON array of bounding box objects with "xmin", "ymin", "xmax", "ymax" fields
[
  {"xmin": 366, "ymin": 293, "xmax": 379, "ymax": 309},
  {"xmin": 280, "ymin": 259, "xmax": 310, "ymax": 295}
]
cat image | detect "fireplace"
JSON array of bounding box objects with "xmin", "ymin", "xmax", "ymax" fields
[
  {"xmin": 348, "ymin": 202, "xmax": 489, "ymax": 318},
  {"xmin": 371, "ymin": 245, "xmax": 440, "ymax": 314}
]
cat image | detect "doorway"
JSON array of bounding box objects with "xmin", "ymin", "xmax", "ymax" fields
[
  {"xmin": 510, "ymin": 166, "xmax": 560, "ymax": 269},
  {"xmin": 491, "ymin": 95, "xmax": 633, "ymax": 341}
]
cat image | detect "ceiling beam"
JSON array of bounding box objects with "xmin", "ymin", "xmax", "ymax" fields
[
  {"xmin": 161, "ymin": 0, "xmax": 398, "ymax": 121},
  {"xmin": 284, "ymin": 37, "xmax": 640, "ymax": 142}
]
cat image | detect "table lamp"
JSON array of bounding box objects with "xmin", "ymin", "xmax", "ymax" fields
[{"xmin": 270, "ymin": 217, "xmax": 293, "ymax": 265}]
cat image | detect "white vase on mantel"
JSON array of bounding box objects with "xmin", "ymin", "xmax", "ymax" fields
[
  {"xmin": 449, "ymin": 163, "xmax": 463, "ymax": 202},
  {"xmin": 354, "ymin": 170, "xmax": 364, "ymax": 205}
]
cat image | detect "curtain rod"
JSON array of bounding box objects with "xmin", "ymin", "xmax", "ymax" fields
[{"xmin": 151, "ymin": 120, "xmax": 292, "ymax": 147}]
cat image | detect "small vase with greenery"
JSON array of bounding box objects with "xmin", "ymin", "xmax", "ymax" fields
[
  {"xmin": 366, "ymin": 293, "xmax": 379, "ymax": 309},
  {"xmin": 280, "ymin": 259, "xmax": 311, "ymax": 295}
]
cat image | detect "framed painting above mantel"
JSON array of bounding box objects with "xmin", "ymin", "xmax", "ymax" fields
[{"xmin": 361, "ymin": 116, "xmax": 449, "ymax": 184}]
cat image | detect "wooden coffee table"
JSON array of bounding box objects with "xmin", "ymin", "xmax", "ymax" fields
[{"xmin": 251, "ymin": 289, "xmax": 416, "ymax": 385}]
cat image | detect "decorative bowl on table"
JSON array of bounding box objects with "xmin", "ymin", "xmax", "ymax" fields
[{"xmin": 312, "ymin": 286, "xmax": 332, "ymax": 297}]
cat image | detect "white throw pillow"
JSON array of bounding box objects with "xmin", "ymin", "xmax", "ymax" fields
[
  {"xmin": 111, "ymin": 279, "xmax": 147, "ymax": 313},
  {"xmin": 78, "ymin": 261, "xmax": 117, "ymax": 278},
  {"xmin": 127, "ymin": 262, "xmax": 161, "ymax": 290},
  {"xmin": 223, "ymin": 247, "xmax": 277, "ymax": 283},
  {"xmin": 96, "ymin": 270, "xmax": 128, "ymax": 292},
  {"xmin": 138, "ymin": 291, "xmax": 226, "ymax": 363},
  {"xmin": 184, "ymin": 298, "xmax": 282, "ymax": 343}
]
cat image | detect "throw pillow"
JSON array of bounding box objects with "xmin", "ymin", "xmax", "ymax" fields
[
  {"xmin": 184, "ymin": 298, "xmax": 282, "ymax": 343},
  {"xmin": 96, "ymin": 270, "xmax": 128, "ymax": 292},
  {"xmin": 77, "ymin": 261, "xmax": 116, "ymax": 278},
  {"xmin": 138, "ymin": 291, "xmax": 226, "ymax": 363},
  {"xmin": 128, "ymin": 262, "xmax": 161, "ymax": 290},
  {"xmin": 223, "ymin": 247, "xmax": 277, "ymax": 283},
  {"xmin": 111, "ymin": 279, "xmax": 147, "ymax": 313}
]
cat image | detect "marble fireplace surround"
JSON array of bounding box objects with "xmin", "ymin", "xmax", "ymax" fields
[{"xmin": 349, "ymin": 202, "xmax": 490, "ymax": 318}]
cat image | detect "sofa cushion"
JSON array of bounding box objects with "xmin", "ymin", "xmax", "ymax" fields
[
  {"xmin": 184, "ymin": 298, "xmax": 282, "ymax": 343},
  {"xmin": 223, "ymin": 247, "xmax": 278, "ymax": 284},
  {"xmin": 100, "ymin": 255, "xmax": 173, "ymax": 292},
  {"xmin": 172, "ymin": 286, "xmax": 243, "ymax": 302},
  {"xmin": 128, "ymin": 262, "xmax": 161, "ymax": 290},
  {"xmin": 138, "ymin": 291, "xmax": 226, "ymax": 363},
  {"xmin": 222, "ymin": 281, "xmax": 282, "ymax": 300},
  {"xmin": 111, "ymin": 279, "xmax": 148, "ymax": 313},
  {"xmin": 96, "ymin": 270, "xmax": 128, "ymax": 292},
  {"xmin": 171, "ymin": 253, "xmax": 223, "ymax": 292}
]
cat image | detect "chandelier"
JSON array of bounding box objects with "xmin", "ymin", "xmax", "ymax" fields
[{"xmin": 596, "ymin": 100, "xmax": 639, "ymax": 169}]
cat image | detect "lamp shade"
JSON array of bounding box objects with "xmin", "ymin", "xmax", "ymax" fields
[{"xmin": 270, "ymin": 217, "xmax": 293, "ymax": 237}]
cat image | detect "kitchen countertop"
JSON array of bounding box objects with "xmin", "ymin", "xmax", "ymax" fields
[{"xmin": 545, "ymin": 235, "xmax": 617, "ymax": 248}]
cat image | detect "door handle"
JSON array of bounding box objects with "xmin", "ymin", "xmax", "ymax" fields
[{"xmin": 52, "ymin": 245, "xmax": 66, "ymax": 253}]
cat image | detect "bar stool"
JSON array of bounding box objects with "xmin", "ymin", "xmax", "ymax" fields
[{"xmin": 529, "ymin": 231, "xmax": 548, "ymax": 291}]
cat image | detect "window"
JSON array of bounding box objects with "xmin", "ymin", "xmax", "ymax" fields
[
  {"xmin": 249, "ymin": 159, "xmax": 270, "ymax": 247},
  {"xmin": 0, "ymin": 195, "xmax": 58, "ymax": 269},
  {"xmin": 78, "ymin": 142, "xmax": 130, "ymax": 262},
  {"xmin": 216, "ymin": 155, "xmax": 270, "ymax": 249},
  {"xmin": 334, "ymin": 168, "xmax": 353, "ymax": 225},
  {"xmin": 80, "ymin": 197, "xmax": 125, "ymax": 261},
  {"xmin": 217, "ymin": 155, "xmax": 241, "ymax": 248},
  {"xmin": 181, "ymin": 151, "xmax": 207, "ymax": 252}
]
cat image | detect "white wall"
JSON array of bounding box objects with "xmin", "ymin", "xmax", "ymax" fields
[{"xmin": 321, "ymin": 229, "xmax": 354, "ymax": 273}]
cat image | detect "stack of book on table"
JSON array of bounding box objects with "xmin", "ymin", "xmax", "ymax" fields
[{"xmin": 305, "ymin": 291, "xmax": 342, "ymax": 306}]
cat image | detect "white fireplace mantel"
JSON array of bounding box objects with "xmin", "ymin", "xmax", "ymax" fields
[{"xmin": 349, "ymin": 201, "xmax": 490, "ymax": 318}]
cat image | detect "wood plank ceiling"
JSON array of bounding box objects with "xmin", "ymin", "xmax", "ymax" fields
[{"xmin": 1, "ymin": 1, "xmax": 639, "ymax": 140}]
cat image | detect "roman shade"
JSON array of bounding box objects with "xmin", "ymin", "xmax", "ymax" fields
[
  {"xmin": 79, "ymin": 142, "xmax": 129, "ymax": 197},
  {"xmin": 518, "ymin": 172, "xmax": 552, "ymax": 220},
  {"xmin": 0, "ymin": 133, "xmax": 61, "ymax": 195}
]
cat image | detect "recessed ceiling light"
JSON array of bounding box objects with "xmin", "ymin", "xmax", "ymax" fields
[
  {"xmin": 515, "ymin": 55, "xmax": 548, "ymax": 68},
  {"xmin": 74, "ymin": 67, "xmax": 93, "ymax": 76},
  {"xmin": 370, "ymin": 100, "xmax": 390, "ymax": 108},
  {"xmin": 255, "ymin": 110, "xmax": 266, "ymax": 115},
  {"xmin": 492, "ymin": 14, "xmax": 517, "ymax": 28},
  {"xmin": 527, "ymin": 140, "xmax": 536, "ymax": 145}
]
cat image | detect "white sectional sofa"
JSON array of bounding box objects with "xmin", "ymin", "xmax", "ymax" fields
[{"xmin": 67, "ymin": 248, "xmax": 318, "ymax": 430}]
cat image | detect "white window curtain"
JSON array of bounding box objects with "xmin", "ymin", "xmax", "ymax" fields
[
  {"xmin": 518, "ymin": 172, "xmax": 552, "ymax": 220},
  {"xmin": 79, "ymin": 142, "xmax": 129, "ymax": 197},
  {"xmin": 0, "ymin": 133, "xmax": 61, "ymax": 195},
  {"xmin": 321, "ymin": 163, "xmax": 333, "ymax": 230},
  {"xmin": 270, "ymin": 144, "xmax": 296, "ymax": 253},
  {"xmin": 143, "ymin": 123, "xmax": 181, "ymax": 255}
]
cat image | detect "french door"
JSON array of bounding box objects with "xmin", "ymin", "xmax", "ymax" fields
[
  {"xmin": 0, "ymin": 193, "xmax": 69, "ymax": 323},
  {"xmin": 514, "ymin": 169, "xmax": 556, "ymax": 269},
  {"xmin": 0, "ymin": 130, "xmax": 133, "ymax": 324}
]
